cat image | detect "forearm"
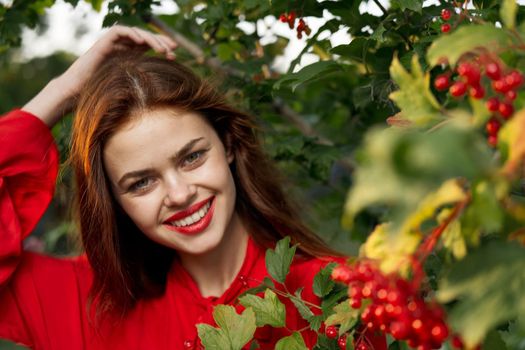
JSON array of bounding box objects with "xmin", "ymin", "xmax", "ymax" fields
[{"xmin": 22, "ymin": 76, "xmax": 76, "ymax": 128}]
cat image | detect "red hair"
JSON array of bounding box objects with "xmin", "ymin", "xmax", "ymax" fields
[{"xmin": 69, "ymin": 53, "xmax": 341, "ymax": 317}]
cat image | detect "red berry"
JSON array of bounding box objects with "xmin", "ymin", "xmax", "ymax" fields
[
  {"xmin": 287, "ymin": 11, "xmax": 296, "ymax": 28},
  {"xmin": 434, "ymin": 74, "xmax": 450, "ymax": 91},
  {"xmin": 430, "ymin": 322, "xmax": 449, "ymax": 343},
  {"xmin": 499, "ymin": 102, "xmax": 514, "ymax": 119},
  {"xmin": 486, "ymin": 97, "xmax": 499, "ymax": 112},
  {"xmin": 350, "ymin": 297, "xmax": 362, "ymax": 308},
  {"xmin": 493, "ymin": 79, "xmax": 510, "ymax": 93},
  {"xmin": 505, "ymin": 71, "xmax": 524, "ymax": 89},
  {"xmin": 390, "ymin": 321, "xmax": 410, "ymax": 339},
  {"xmin": 457, "ymin": 62, "xmax": 480, "ymax": 85},
  {"xmin": 331, "ymin": 265, "xmax": 352, "ymax": 283},
  {"xmin": 297, "ymin": 19, "xmax": 306, "ymax": 30},
  {"xmin": 469, "ymin": 84, "xmax": 485, "ymax": 99},
  {"xmin": 441, "ymin": 8, "xmax": 452, "ymax": 21},
  {"xmin": 506, "ymin": 90, "xmax": 517, "ymax": 101},
  {"xmin": 449, "ymin": 81, "xmax": 467, "ymax": 97},
  {"xmin": 338, "ymin": 334, "xmax": 347, "ymax": 350},
  {"xmin": 488, "ymin": 134, "xmax": 498, "ymax": 147},
  {"xmin": 357, "ymin": 343, "xmax": 369, "ymax": 350},
  {"xmin": 451, "ymin": 335, "xmax": 464, "ymax": 349},
  {"xmin": 325, "ymin": 325, "xmax": 338, "ymax": 339},
  {"xmin": 441, "ymin": 23, "xmax": 451, "ymax": 33},
  {"xmin": 486, "ymin": 118, "xmax": 501, "ymax": 135},
  {"xmin": 279, "ymin": 13, "xmax": 287, "ymax": 23},
  {"xmin": 485, "ymin": 62, "xmax": 501, "ymax": 80},
  {"xmin": 297, "ymin": 32, "xmax": 303, "ymax": 39}
]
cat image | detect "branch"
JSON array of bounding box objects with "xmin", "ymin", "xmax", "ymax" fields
[{"xmin": 142, "ymin": 15, "xmax": 336, "ymax": 147}]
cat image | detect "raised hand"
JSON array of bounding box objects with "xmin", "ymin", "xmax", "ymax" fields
[{"xmin": 23, "ymin": 25, "xmax": 177, "ymax": 127}]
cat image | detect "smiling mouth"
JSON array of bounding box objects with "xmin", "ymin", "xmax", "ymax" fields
[
  {"xmin": 168, "ymin": 201, "xmax": 212, "ymax": 227},
  {"xmin": 164, "ymin": 196, "xmax": 215, "ymax": 235}
]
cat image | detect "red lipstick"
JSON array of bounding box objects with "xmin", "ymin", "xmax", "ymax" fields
[{"xmin": 163, "ymin": 196, "xmax": 215, "ymax": 235}]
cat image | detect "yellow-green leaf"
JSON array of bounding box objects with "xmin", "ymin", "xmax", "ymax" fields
[
  {"xmin": 427, "ymin": 24, "xmax": 512, "ymax": 66},
  {"xmin": 197, "ymin": 305, "xmax": 257, "ymax": 350},
  {"xmin": 389, "ymin": 55, "xmax": 442, "ymax": 126},
  {"xmin": 239, "ymin": 289, "xmax": 286, "ymax": 328},
  {"xmin": 325, "ymin": 300, "xmax": 360, "ymax": 334},
  {"xmin": 400, "ymin": 178, "xmax": 467, "ymax": 235},
  {"xmin": 439, "ymin": 209, "xmax": 467, "ymax": 260},
  {"xmin": 360, "ymin": 223, "xmax": 421, "ymax": 275},
  {"xmin": 501, "ymin": 0, "xmax": 517, "ymax": 29},
  {"xmin": 275, "ymin": 332, "xmax": 308, "ymax": 350},
  {"xmin": 499, "ymin": 108, "xmax": 525, "ymax": 178}
]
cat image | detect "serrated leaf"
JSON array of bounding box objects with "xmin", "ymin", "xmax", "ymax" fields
[
  {"xmin": 389, "ymin": 55, "xmax": 442, "ymax": 125},
  {"xmin": 325, "ymin": 301, "xmax": 360, "ymax": 334},
  {"xmin": 266, "ymin": 237, "xmax": 296, "ymax": 284},
  {"xmin": 313, "ymin": 262, "xmax": 336, "ymax": 298},
  {"xmin": 437, "ymin": 241, "xmax": 525, "ymax": 347},
  {"xmin": 291, "ymin": 288, "xmax": 315, "ymax": 322},
  {"xmin": 343, "ymin": 120, "xmax": 494, "ymax": 231},
  {"xmin": 275, "ymin": 332, "xmax": 308, "ymax": 350},
  {"xmin": 427, "ymin": 24, "xmax": 512, "ymax": 66},
  {"xmin": 198, "ymin": 305, "xmax": 257, "ymax": 350},
  {"xmin": 197, "ymin": 323, "xmax": 230, "ymax": 350},
  {"xmin": 239, "ymin": 289, "xmax": 286, "ymax": 327},
  {"xmin": 393, "ymin": 0, "xmax": 422, "ymax": 13},
  {"xmin": 500, "ymin": 0, "xmax": 517, "ymax": 29},
  {"xmin": 273, "ymin": 61, "xmax": 341, "ymax": 92}
]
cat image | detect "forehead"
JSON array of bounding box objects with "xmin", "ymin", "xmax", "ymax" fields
[{"xmin": 102, "ymin": 108, "xmax": 219, "ymax": 174}]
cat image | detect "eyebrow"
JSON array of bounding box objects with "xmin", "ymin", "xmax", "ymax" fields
[{"xmin": 116, "ymin": 137, "xmax": 205, "ymax": 188}]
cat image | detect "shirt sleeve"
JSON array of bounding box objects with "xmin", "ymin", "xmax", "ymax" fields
[{"xmin": 0, "ymin": 109, "xmax": 59, "ymax": 344}]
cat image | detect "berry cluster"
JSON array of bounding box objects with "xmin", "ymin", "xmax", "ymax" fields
[
  {"xmin": 278, "ymin": 11, "xmax": 311, "ymax": 39},
  {"xmin": 331, "ymin": 262, "xmax": 449, "ymax": 350},
  {"xmin": 440, "ymin": 8, "xmax": 452, "ymax": 33},
  {"xmin": 433, "ymin": 58, "xmax": 524, "ymax": 147}
]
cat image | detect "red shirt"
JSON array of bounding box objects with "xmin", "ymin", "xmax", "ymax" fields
[{"xmin": 0, "ymin": 110, "xmax": 386, "ymax": 349}]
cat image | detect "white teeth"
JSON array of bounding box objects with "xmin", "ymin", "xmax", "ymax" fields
[{"xmin": 169, "ymin": 201, "xmax": 211, "ymax": 227}]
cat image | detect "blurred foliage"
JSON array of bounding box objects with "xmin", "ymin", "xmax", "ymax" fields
[{"xmin": 2, "ymin": 0, "xmax": 525, "ymax": 348}]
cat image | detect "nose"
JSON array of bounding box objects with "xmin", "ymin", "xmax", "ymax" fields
[{"xmin": 163, "ymin": 174, "xmax": 197, "ymax": 207}]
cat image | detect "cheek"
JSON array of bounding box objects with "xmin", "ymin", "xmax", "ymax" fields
[{"xmin": 118, "ymin": 194, "xmax": 161, "ymax": 228}]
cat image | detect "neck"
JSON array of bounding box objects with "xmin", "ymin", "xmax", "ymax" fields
[{"xmin": 179, "ymin": 213, "xmax": 249, "ymax": 298}]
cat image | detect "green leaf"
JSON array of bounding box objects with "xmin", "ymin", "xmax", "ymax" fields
[
  {"xmin": 197, "ymin": 305, "xmax": 257, "ymax": 350},
  {"xmin": 197, "ymin": 324, "xmax": 230, "ymax": 350},
  {"xmin": 266, "ymin": 237, "xmax": 296, "ymax": 284},
  {"xmin": 437, "ymin": 241, "xmax": 525, "ymax": 347},
  {"xmin": 239, "ymin": 289, "xmax": 286, "ymax": 327},
  {"xmin": 427, "ymin": 24, "xmax": 512, "ymax": 66},
  {"xmin": 273, "ymin": 61, "xmax": 341, "ymax": 92},
  {"xmin": 389, "ymin": 55, "xmax": 442, "ymax": 125},
  {"xmin": 291, "ymin": 288, "xmax": 315, "ymax": 321},
  {"xmin": 275, "ymin": 332, "xmax": 309, "ymax": 350},
  {"xmin": 500, "ymin": 0, "xmax": 517, "ymax": 29},
  {"xmin": 392, "ymin": 0, "xmax": 422, "ymax": 13},
  {"xmin": 325, "ymin": 301, "xmax": 360, "ymax": 334},
  {"xmin": 313, "ymin": 262, "xmax": 336, "ymax": 298}
]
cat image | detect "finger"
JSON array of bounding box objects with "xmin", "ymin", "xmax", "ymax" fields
[
  {"xmin": 156, "ymin": 34, "xmax": 177, "ymax": 59},
  {"xmin": 133, "ymin": 28, "xmax": 176, "ymax": 59}
]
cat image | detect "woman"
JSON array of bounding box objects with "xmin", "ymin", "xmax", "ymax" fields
[{"xmin": 0, "ymin": 26, "xmax": 385, "ymax": 349}]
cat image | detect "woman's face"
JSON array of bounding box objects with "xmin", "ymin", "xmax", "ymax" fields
[{"xmin": 103, "ymin": 107, "xmax": 240, "ymax": 256}]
